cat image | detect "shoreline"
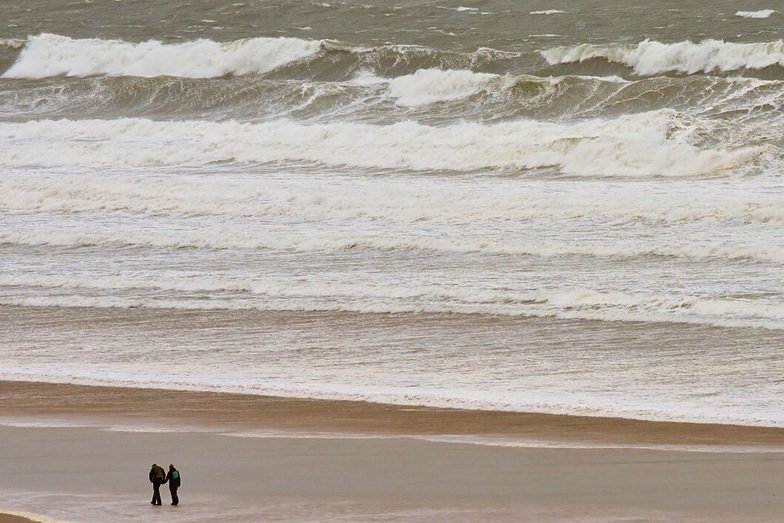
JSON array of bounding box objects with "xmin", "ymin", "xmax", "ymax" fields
[
  {"xmin": 2, "ymin": 380, "xmax": 784, "ymax": 522},
  {"xmin": 1, "ymin": 380, "xmax": 784, "ymax": 448},
  {"xmin": 0, "ymin": 515, "xmax": 46, "ymax": 523}
]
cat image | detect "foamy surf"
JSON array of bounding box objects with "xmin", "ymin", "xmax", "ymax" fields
[
  {"xmin": 387, "ymin": 68, "xmax": 497, "ymax": 106},
  {"xmin": 1, "ymin": 366, "xmax": 783, "ymax": 428},
  {"xmin": 736, "ymin": 10, "xmax": 776, "ymax": 19},
  {"xmin": 2, "ymin": 33, "xmax": 321, "ymax": 79},
  {"xmin": 2, "ymin": 168, "xmax": 784, "ymax": 224},
  {"xmin": 3, "ymin": 0, "xmax": 784, "ymax": 435},
  {"xmin": 0, "ymin": 113, "xmax": 765, "ymax": 177},
  {"xmin": 542, "ymin": 39, "xmax": 784, "ymax": 75}
]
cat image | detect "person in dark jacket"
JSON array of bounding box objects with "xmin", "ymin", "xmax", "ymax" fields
[
  {"xmin": 164, "ymin": 464, "xmax": 181, "ymax": 505},
  {"xmin": 149, "ymin": 463, "xmax": 166, "ymax": 505}
]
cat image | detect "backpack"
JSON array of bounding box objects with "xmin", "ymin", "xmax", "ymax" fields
[
  {"xmin": 172, "ymin": 470, "xmax": 180, "ymax": 481},
  {"xmin": 154, "ymin": 466, "xmax": 165, "ymax": 481}
]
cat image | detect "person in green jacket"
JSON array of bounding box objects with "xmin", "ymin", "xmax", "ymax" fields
[{"xmin": 164, "ymin": 464, "xmax": 181, "ymax": 505}]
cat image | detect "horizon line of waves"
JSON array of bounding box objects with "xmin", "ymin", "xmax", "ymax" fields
[
  {"xmin": 2, "ymin": 282, "xmax": 784, "ymax": 331},
  {"xmin": 0, "ymin": 114, "xmax": 773, "ymax": 178},
  {"xmin": 1, "ymin": 33, "xmax": 520, "ymax": 81},
  {"xmin": 541, "ymin": 39, "xmax": 784, "ymax": 77},
  {"xmin": 4, "ymin": 231, "xmax": 784, "ymax": 264}
]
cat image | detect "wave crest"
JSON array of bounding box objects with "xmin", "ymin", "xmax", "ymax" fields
[
  {"xmin": 0, "ymin": 113, "xmax": 766, "ymax": 177},
  {"xmin": 736, "ymin": 10, "xmax": 775, "ymax": 19},
  {"xmin": 541, "ymin": 39, "xmax": 784, "ymax": 76},
  {"xmin": 1, "ymin": 34, "xmax": 519, "ymax": 81},
  {"xmin": 388, "ymin": 68, "xmax": 498, "ymax": 106},
  {"xmin": 2, "ymin": 33, "xmax": 321, "ymax": 79}
]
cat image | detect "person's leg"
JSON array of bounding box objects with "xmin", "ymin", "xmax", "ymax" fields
[
  {"xmin": 152, "ymin": 483, "xmax": 162, "ymax": 505},
  {"xmin": 170, "ymin": 486, "xmax": 179, "ymax": 505}
]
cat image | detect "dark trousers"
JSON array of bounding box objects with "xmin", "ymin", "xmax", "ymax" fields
[
  {"xmin": 151, "ymin": 482, "xmax": 162, "ymax": 505},
  {"xmin": 170, "ymin": 485, "xmax": 179, "ymax": 505}
]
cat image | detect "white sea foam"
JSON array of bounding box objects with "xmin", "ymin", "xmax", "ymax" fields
[
  {"xmin": 541, "ymin": 39, "xmax": 784, "ymax": 75},
  {"xmin": 4, "ymin": 162, "xmax": 783, "ymax": 225},
  {"xmin": 0, "ymin": 417, "xmax": 98, "ymax": 429},
  {"xmin": 3, "ymin": 272, "xmax": 784, "ymax": 330},
  {"xmin": 0, "ymin": 38, "xmax": 25, "ymax": 49},
  {"xmin": 0, "ymin": 113, "xmax": 763, "ymax": 177},
  {"xmin": 530, "ymin": 10, "xmax": 565, "ymax": 15},
  {"xmin": 2, "ymin": 228, "xmax": 784, "ymax": 263},
  {"xmin": 736, "ymin": 9, "xmax": 775, "ymax": 19},
  {"xmin": 414, "ymin": 434, "xmax": 784, "ymax": 453},
  {"xmin": 216, "ymin": 430, "xmax": 784, "ymax": 452},
  {"xmin": 2, "ymin": 33, "xmax": 321, "ymax": 79},
  {"xmin": 387, "ymin": 68, "xmax": 497, "ymax": 106}
]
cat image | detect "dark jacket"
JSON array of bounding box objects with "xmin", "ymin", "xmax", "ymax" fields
[
  {"xmin": 149, "ymin": 465, "xmax": 166, "ymax": 484},
  {"xmin": 165, "ymin": 467, "xmax": 181, "ymax": 488}
]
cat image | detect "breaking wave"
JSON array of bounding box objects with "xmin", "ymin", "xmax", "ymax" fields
[
  {"xmin": 2, "ymin": 33, "xmax": 322, "ymax": 79},
  {"xmin": 0, "ymin": 112, "xmax": 767, "ymax": 177},
  {"xmin": 0, "ymin": 34, "xmax": 517, "ymax": 80},
  {"xmin": 736, "ymin": 10, "xmax": 775, "ymax": 19},
  {"xmin": 541, "ymin": 39, "xmax": 784, "ymax": 76}
]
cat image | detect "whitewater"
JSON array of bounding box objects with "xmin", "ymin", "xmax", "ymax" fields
[{"xmin": 1, "ymin": 0, "xmax": 784, "ymax": 428}]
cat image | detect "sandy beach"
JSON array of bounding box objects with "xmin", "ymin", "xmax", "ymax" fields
[
  {"xmin": 0, "ymin": 381, "xmax": 783, "ymax": 522},
  {"xmin": 0, "ymin": 515, "xmax": 45, "ymax": 523}
]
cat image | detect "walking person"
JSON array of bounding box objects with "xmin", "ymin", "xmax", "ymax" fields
[
  {"xmin": 149, "ymin": 463, "xmax": 166, "ymax": 506},
  {"xmin": 164, "ymin": 464, "xmax": 182, "ymax": 505}
]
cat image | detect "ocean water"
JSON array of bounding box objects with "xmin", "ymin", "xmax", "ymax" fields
[{"xmin": 2, "ymin": 0, "xmax": 784, "ymax": 427}]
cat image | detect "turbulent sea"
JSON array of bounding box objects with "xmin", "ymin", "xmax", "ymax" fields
[{"xmin": 2, "ymin": 0, "xmax": 784, "ymax": 427}]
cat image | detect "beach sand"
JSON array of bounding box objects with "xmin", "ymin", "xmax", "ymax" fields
[
  {"xmin": 1, "ymin": 380, "xmax": 783, "ymax": 522},
  {"xmin": 0, "ymin": 515, "xmax": 45, "ymax": 523}
]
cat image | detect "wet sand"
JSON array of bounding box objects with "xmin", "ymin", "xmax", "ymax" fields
[
  {"xmin": 1, "ymin": 380, "xmax": 784, "ymax": 522},
  {"xmin": 0, "ymin": 515, "xmax": 44, "ymax": 523},
  {"xmin": 2, "ymin": 380, "xmax": 784, "ymax": 446}
]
